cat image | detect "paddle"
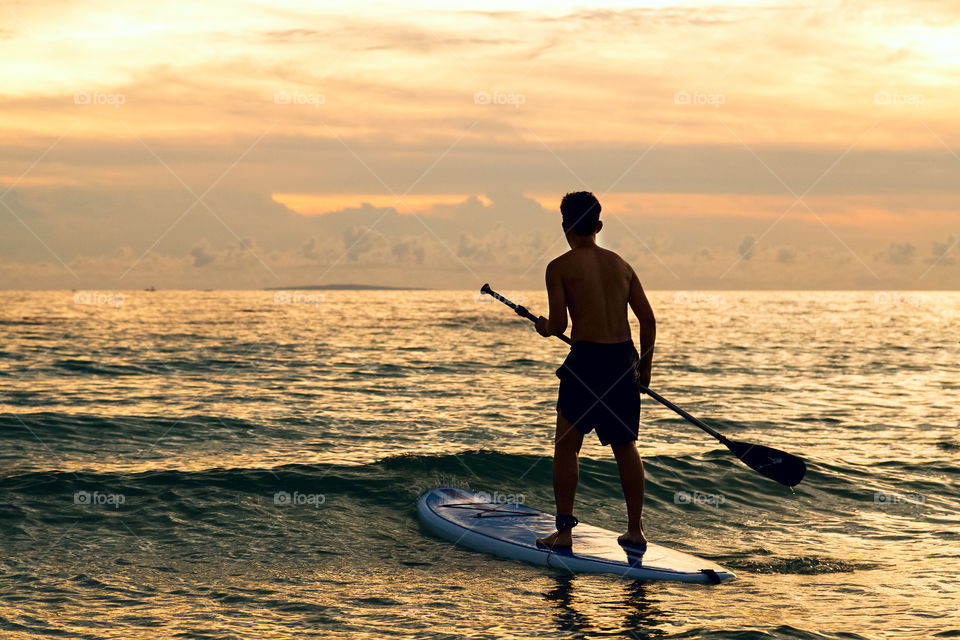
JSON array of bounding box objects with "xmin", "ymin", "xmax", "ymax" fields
[{"xmin": 480, "ymin": 283, "xmax": 807, "ymax": 488}]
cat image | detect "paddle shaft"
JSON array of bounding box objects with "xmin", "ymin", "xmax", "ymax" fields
[
  {"xmin": 480, "ymin": 283, "xmax": 728, "ymax": 444},
  {"xmin": 479, "ymin": 283, "xmax": 806, "ymax": 486},
  {"xmin": 637, "ymin": 385, "xmax": 727, "ymax": 442}
]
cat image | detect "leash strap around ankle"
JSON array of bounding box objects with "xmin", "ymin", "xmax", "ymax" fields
[{"xmin": 555, "ymin": 514, "xmax": 579, "ymax": 532}]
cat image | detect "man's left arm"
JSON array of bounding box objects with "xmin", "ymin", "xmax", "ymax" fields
[{"xmin": 536, "ymin": 260, "xmax": 567, "ymax": 337}]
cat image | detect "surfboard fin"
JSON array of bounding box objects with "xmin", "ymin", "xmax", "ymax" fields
[{"xmin": 700, "ymin": 569, "xmax": 722, "ymax": 584}]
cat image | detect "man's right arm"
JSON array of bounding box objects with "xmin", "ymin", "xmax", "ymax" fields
[{"xmin": 627, "ymin": 268, "xmax": 656, "ymax": 387}]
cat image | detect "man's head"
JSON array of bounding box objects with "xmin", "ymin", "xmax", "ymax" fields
[{"xmin": 560, "ymin": 191, "xmax": 602, "ymax": 236}]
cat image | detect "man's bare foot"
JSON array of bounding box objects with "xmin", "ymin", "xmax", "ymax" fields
[
  {"xmin": 617, "ymin": 531, "xmax": 648, "ymax": 551},
  {"xmin": 536, "ymin": 529, "xmax": 573, "ymax": 550}
]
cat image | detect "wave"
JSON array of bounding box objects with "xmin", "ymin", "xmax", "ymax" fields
[
  {"xmin": 0, "ymin": 317, "xmax": 61, "ymax": 326},
  {"xmin": 716, "ymin": 548, "xmax": 881, "ymax": 575},
  {"xmin": 664, "ymin": 628, "xmax": 878, "ymax": 640},
  {"xmin": 0, "ymin": 449, "xmax": 747, "ymax": 517},
  {"xmin": 2, "ymin": 436, "xmax": 955, "ymax": 505},
  {"xmin": 53, "ymin": 358, "xmax": 152, "ymax": 376},
  {"xmin": 0, "ymin": 446, "xmax": 942, "ymax": 525},
  {"xmin": 0, "ymin": 448, "xmax": 953, "ymax": 602},
  {"xmin": 0, "ymin": 412, "xmax": 261, "ymax": 442}
]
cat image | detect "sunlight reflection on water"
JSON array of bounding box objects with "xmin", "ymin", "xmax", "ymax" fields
[{"xmin": 1, "ymin": 290, "xmax": 958, "ymax": 639}]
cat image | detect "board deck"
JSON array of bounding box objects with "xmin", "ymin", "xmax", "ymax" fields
[{"xmin": 418, "ymin": 488, "xmax": 735, "ymax": 584}]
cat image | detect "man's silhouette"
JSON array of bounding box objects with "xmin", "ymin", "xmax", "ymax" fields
[{"xmin": 534, "ymin": 191, "xmax": 656, "ymax": 555}]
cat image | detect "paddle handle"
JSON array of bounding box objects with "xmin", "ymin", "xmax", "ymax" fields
[
  {"xmin": 480, "ymin": 283, "xmax": 572, "ymax": 345},
  {"xmin": 479, "ymin": 283, "xmax": 726, "ymax": 443}
]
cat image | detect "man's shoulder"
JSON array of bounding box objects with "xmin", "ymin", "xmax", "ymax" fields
[
  {"xmin": 549, "ymin": 247, "xmax": 629, "ymax": 267},
  {"xmin": 597, "ymin": 246, "xmax": 632, "ymax": 269},
  {"xmin": 547, "ymin": 251, "xmax": 575, "ymax": 270}
]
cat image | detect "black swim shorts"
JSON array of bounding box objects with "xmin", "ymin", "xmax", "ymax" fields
[{"xmin": 556, "ymin": 340, "xmax": 642, "ymax": 446}]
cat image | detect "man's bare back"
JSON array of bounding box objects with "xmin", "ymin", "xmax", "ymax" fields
[
  {"xmin": 548, "ymin": 246, "xmax": 634, "ymax": 343},
  {"xmin": 540, "ymin": 243, "xmax": 655, "ymax": 386}
]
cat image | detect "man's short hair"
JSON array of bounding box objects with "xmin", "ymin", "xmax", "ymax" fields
[{"xmin": 560, "ymin": 191, "xmax": 601, "ymax": 235}]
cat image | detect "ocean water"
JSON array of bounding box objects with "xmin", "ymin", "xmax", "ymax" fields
[{"xmin": 1, "ymin": 289, "xmax": 958, "ymax": 640}]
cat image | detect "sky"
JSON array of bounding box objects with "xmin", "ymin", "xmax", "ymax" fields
[{"xmin": 1, "ymin": 0, "xmax": 959, "ymax": 290}]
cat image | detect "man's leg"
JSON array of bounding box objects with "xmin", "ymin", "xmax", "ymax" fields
[
  {"xmin": 536, "ymin": 411, "xmax": 583, "ymax": 548},
  {"xmin": 611, "ymin": 441, "xmax": 647, "ymax": 546}
]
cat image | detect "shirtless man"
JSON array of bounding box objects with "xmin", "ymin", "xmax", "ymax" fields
[{"xmin": 533, "ymin": 191, "xmax": 656, "ymax": 554}]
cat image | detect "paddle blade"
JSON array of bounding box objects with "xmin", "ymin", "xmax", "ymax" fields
[{"xmin": 724, "ymin": 439, "xmax": 807, "ymax": 487}]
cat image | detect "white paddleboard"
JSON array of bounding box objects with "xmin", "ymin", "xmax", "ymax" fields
[{"xmin": 418, "ymin": 488, "xmax": 735, "ymax": 584}]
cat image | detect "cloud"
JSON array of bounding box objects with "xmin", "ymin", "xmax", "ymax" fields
[
  {"xmin": 342, "ymin": 225, "xmax": 391, "ymax": 261},
  {"xmin": 3, "ymin": 0, "xmax": 960, "ymax": 290},
  {"xmin": 260, "ymin": 23, "xmax": 514, "ymax": 53},
  {"xmin": 4, "ymin": 178, "xmax": 960, "ymax": 290},
  {"xmin": 299, "ymin": 237, "xmax": 318, "ymax": 260},
  {"xmin": 190, "ymin": 243, "xmax": 215, "ymax": 267},
  {"xmin": 567, "ymin": 7, "xmax": 743, "ymax": 29},
  {"xmin": 875, "ymin": 242, "xmax": 917, "ymax": 265},
  {"xmin": 1, "ymin": 219, "xmax": 957, "ymax": 291},
  {"xmin": 928, "ymin": 236, "xmax": 957, "ymax": 266},
  {"xmin": 692, "ymin": 247, "xmax": 715, "ymax": 262},
  {"xmin": 777, "ymin": 247, "xmax": 796, "ymax": 264},
  {"xmin": 391, "ymin": 239, "xmax": 426, "ymax": 264},
  {"xmin": 11, "ymin": 131, "xmax": 960, "ymax": 199}
]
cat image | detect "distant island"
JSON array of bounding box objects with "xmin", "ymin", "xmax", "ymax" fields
[{"xmin": 263, "ymin": 284, "xmax": 428, "ymax": 291}]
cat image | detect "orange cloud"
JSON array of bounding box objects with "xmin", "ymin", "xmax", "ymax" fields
[{"xmin": 272, "ymin": 193, "xmax": 492, "ymax": 215}]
